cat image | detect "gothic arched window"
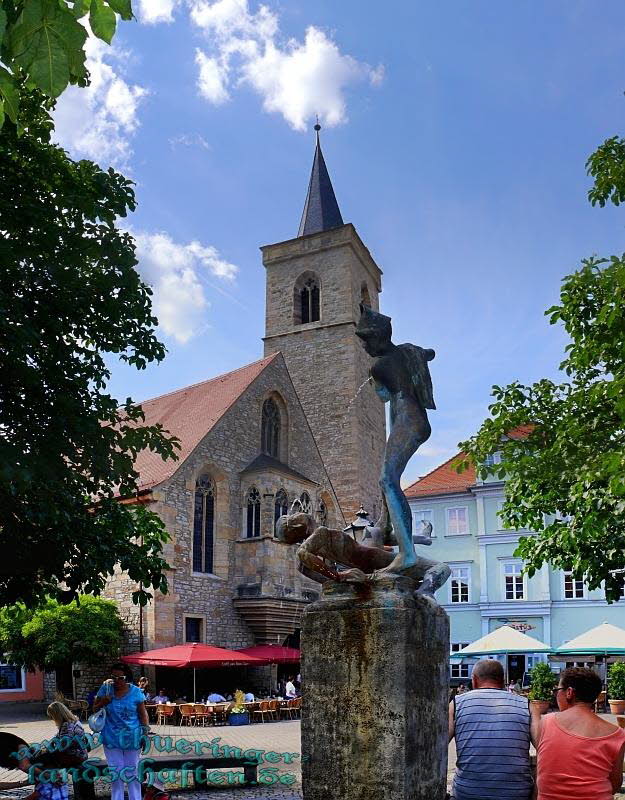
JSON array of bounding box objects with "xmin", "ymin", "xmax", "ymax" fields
[
  {"xmin": 319, "ymin": 500, "xmax": 328, "ymax": 527},
  {"xmin": 300, "ymin": 492, "xmax": 312, "ymax": 515},
  {"xmin": 261, "ymin": 398, "xmax": 280, "ymax": 458},
  {"xmin": 246, "ymin": 487, "xmax": 261, "ymax": 538},
  {"xmin": 193, "ymin": 474, "xmax": 214, "ymax": 573},
  {"xmin": 274, "ymin": 488, "xmax": 289, "ymax": 531},
  {"xmin": 298, "ymin": 278, "xmax": 320, "ymax": 324},
  {"xmin": 361, "ymin": 282, "xmax": 372, "ymax": 308}
]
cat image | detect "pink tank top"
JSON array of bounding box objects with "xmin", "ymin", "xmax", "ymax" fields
[{"xmin": 537, "ymin": 712, "xmax": 625, "ymax": 800}]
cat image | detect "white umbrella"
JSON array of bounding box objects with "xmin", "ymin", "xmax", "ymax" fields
[
  {"xmin": 451, "ymin": 625, "xmax": 552, "ymax": 684},
  {"xmin": 555, "ymin": 622, "xmax": 625, "ymax": 655},
  {"xmin": 555, "ymin": 621, "xmax": 625, "ymax": 709}
]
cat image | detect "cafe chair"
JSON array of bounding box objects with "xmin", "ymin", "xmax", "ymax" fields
[
  {"xmin": 193, "ymin": 703, "xmax": 212, "ymax": 727},
  {"xmin": 268, "ymin": 699, "xmax": 279, "ymax": 721},
  {"xmin": 179, "ymin": 703, "xmax": 196, "ymax": 726},
  {"xmin": 156, "ymin": 703, "xmax": 176, "ymax": 725},
  {"xmin": 279, "ymin": 698, "xmax": 295, "ymax": 720},
  {"xmin": 252, "ymin": 700, "xmax": 270, "ymax": 723}
]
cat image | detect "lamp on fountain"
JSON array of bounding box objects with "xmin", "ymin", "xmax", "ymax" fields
[{"xmin": 343, "ymin": 505, "xmax": 371, "ymax": 542}]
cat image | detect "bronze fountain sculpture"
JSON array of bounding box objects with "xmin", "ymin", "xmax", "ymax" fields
[{"xmin": 276, "ymin": 304, "xmax": 450, "ymax": 599}]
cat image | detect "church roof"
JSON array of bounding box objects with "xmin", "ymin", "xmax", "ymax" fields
[
  {"xmin": 131, "ymin": 353, "xmax": 280, "ymax": 491},
  {"xmin": 241, "ymin": 453, "xmax": 317, "ymax": 485},
  {"xmin": 297, "ymin": 126, "xmax": 344, "ymax": 237},
  {"xmin": 404, "ymin": 453, "xmax": 476, "ymax": 499}
]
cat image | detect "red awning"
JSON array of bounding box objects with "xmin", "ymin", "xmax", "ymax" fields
[
  {"xmin": 236, "ymin": 644, "xmax": 301, "ymax": 664},
  {"xmin": 121, "ymin": 643, "xmax": 268, "ymax": 668}
]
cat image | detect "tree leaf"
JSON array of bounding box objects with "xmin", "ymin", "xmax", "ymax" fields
[
  {"xmin": 106, "ymin": 0, "xmax": 134, "ymax": 21},
  {"xmin": 90, "ymin": 0, "xmax": 117, "ymax": 44},
  {"xmin": 8, "ymin": 0, "xmax": 86, "ymax": 98},
  {"xmin": 0, "ymin": 67, "xmax": 21, "ymax": 124},
  {"xmin": 0, "ymin": 98, "xmax": 4, "ymax": 129},
  {"xmin": 72, "ymin": 0, "xmax": 90, "ymax": 18},
  {"xmin": 0, "ymin": 6, "xmax": 7, "ymax": 50}
]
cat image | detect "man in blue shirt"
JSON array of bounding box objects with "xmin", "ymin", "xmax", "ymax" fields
[
  {"xmin": 206, "ymin": 692, "xmax": 226, "ymax": 703},
  {"xmin": 449, "ymin": 659, "xmax": 532, "ymax": 800},
  {"xmin": 244, "ymin": 692, "xmax": 255, "ymax": 702}
]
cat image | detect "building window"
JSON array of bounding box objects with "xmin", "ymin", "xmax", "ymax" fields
[
  {"xmin": 484, "ymin": 451, "xmax": 502, "ymax": 467},
  {"xmin": 274, "ymin": 489, "xmax": 288, "ymax": 531},
  {"xmin": 246, "ymin": 487, "xmax": 261, "ymax": 538},
  {"xmin": 360, "ymin": 282, "xmax": 372, "ymax": 307},
  {"xmin": 193, "ymin": 474, "xmax": 215, "ymax": 574},
  {"xmin": 261, "ymin": 398, "xmax": 280, "ymax": 458},
  {"xmin": 563, "ymin": 571, "xmax": 584, "ymax": 599},
  {"xmin": 446, "ymin": 507, "xmax": 468, "ymax": 535},
  {"xmin": 299, "ymin": 277, "xmax": 320, "ymax": 324},
  {"xmin": 185, "ymin": 617, "xmax": 203, "ymax": 643},
  {"xmin": 496, "ymin": 500, "xmax": 508, "ymax": 530},
  {"xmin": 318, "ymin": 500, "xmax": 328, "ymax": 526},
  {"xmin": 0, "ymin": 663, "xmax": 24, "ymax": 691},
  {"xmin": 504, "ymin": 562, "xmax": 525, "ymax": 600},
  {"xmin": 450, "ymin": 566, "xmax": 470, "ymax": 604},
  {"xmin": 450, "ymin": 643, "xmax": 471, "ymax": 679},
  {"xmin": 300, "ymin": 492, "xmax": 312, "ymax": 514},
  {"xmin": 412, "ymin": 509, "xmax": 434, "ymax": 535}
]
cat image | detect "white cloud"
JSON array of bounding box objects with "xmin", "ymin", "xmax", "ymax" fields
[
  {"xmin": 169, "ymin": 132, "xmax": 211, "ymax": 150},
  {"xmin": 53, "ymin": 37, "xmax": 147, "ymax": 168},
  {"xmin": 195, "ymin": 50, "xmax": 230, "ymax": 104},
  {"xmin": 188, "ymin": 0, "xmax": 383, "ymax": 130},
  {"xmin": 136, "ymin": 0, "xmax": 181, "ymax": 23},
  {"xmin": 132, "ymin": 231, "xmax": 238, "ymax": 343}
]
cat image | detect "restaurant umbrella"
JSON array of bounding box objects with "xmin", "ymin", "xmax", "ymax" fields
[
  {"xmin": 450, "ymin": 625, "xmax": 552, "ymax": 684},
  {"xmin": 555, "ymin": 621, "xmax": 625, "ymax": 705},
  {"xmin": 236, "ymin": 644, "xmax": 301, "ymax": 664},
  {"xmin": 121, "ymin": 643, "xmax": 268, "ymax": 702}
]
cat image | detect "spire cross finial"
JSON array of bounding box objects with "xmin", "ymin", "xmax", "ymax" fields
[{"xmin": 314, "ymin": 114, "xmax": 321, "ymax": 134}]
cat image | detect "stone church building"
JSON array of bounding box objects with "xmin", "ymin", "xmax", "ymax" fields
[{"xmin": 58, "ymin": 132, "xmax": 388, "ymax": 699}]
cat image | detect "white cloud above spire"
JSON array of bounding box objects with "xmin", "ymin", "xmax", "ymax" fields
[{"xmin": 147, "ymin": 0, "xmax": 384, "ymax": 130}]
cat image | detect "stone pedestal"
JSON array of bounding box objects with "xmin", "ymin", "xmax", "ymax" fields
[{"xmin": 301, "ymin": 575, "xmax": 449, "ymax": 800}]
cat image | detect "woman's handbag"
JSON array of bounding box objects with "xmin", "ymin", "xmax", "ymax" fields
[{"xmin": 87, "ymin": 708, "xmax": 106, "ymax": 732}]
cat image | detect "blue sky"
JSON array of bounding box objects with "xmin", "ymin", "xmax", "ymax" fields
[{"xmin": 54, "ymin": 0, "xmax": 625, "ymax": 486}]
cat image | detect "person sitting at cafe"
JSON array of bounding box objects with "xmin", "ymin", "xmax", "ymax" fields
[
  {"xmin": 206, "ymin": 691, "xmax": 226, "ymax": 703},
  {"xmin": 244, "ymin": 691, "xmax": 255, "ymax": 702},
  {"xmin": 137, "ymin": 677, "xmax": 151, "ymax": 702},
  {"xmin": 152, "ymin": 689, "xmax": 169, "ymax": 704},
  {"xmin": 285, "ymin": 677, "xmax": 297, "ymax": 699}
]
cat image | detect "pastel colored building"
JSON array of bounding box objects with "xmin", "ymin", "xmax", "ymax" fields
[
  {"xmin": 404, "ymin": 446, "xmax": 625, "ymax": 684},
  {"xmin": 0, "ymin": 662, "xmax": 44, "ymax": 702}
]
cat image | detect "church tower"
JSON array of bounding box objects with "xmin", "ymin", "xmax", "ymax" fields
[{"xmin": 262, "ymin": 126, "xmax": 386, "ymax": 523}]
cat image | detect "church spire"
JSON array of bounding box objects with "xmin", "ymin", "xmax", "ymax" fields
[{"xmin": 297, "ymin": 123, "xmax": 344, "ymax": 237}]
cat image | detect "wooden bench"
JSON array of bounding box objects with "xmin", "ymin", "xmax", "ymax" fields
[{"xmin": 80, "ymin": 755, "xmax": 258, "ymax": 790}]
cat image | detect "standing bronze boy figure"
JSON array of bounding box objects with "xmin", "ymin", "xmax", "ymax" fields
[{"xmin": 355, "ymin": 304, "xmax": 436, "ymax": 575}]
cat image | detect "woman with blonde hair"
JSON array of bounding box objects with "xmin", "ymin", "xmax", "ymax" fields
[{"xmin": 46, "ymin": 702, "xmax": 89, "ymax": 763}]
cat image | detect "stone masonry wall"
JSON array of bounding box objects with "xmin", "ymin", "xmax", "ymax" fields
[
  {"xmin": 262, "ymin": 223, "xmax": 387, "ymax": 523},
  {"xmin": 142, "ymin": 353, "xmax": 337, "ymax": 651}
]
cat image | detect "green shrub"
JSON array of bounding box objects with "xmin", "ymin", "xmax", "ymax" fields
[
  {"xmin": 529, "ymin": 661, "xmax": 557, "ymax": 701},
  {"xmin": 608, "ymin": 662, "xmax": 625, "ymax": 699}
]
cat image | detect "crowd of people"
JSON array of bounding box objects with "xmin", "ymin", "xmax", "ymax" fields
[{"xmin": 448, "ymin": 660, "xmax": 625, "ymax": 800}]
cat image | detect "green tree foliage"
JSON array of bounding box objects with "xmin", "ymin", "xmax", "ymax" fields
[
  {"xmin": 457, "ymin": 140, "xmax": 625, "ymax": 603},
  {"xmin": 0, "ymin": 0, "xmax": 133, "ymax": 127},
  {"xmin": 0, "ymin": 88, "xmax": 179, "ymax": 607},
  {"xmin": 0, "ymin": 596, "xmax": 124, "ymax": 670}
]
